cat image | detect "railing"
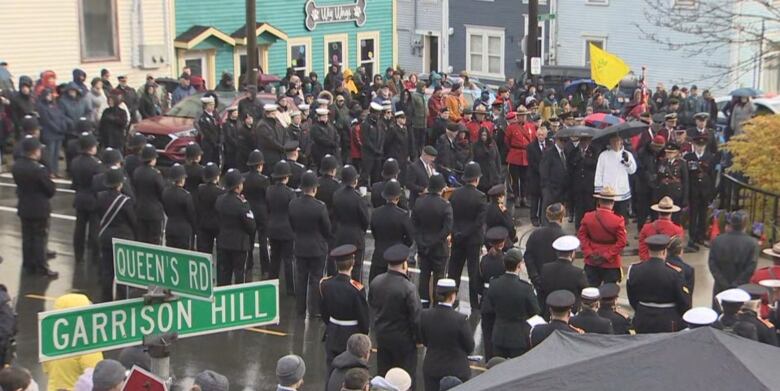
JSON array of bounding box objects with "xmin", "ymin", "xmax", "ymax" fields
[{"xmin": 720, "ymin": 173, "xmax": 780, "ymax": 244}]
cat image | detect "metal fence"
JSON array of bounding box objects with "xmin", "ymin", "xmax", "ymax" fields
[{"xmin": 720, "ymin": 173, "xmax": 780, "ymax": 244}]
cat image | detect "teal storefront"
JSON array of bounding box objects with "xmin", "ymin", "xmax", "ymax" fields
[{"xmin": 173, "ymin": 0, "xmax": 396, "ymax": 89}]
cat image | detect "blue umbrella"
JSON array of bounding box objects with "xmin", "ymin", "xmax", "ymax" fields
[
  {"xmin": 564, "ymin": 79, "xmax": 596, "ymax": 95},
  {"xmin": 730, "ymin": 87, "xmax": 762, "ymax": 97}
]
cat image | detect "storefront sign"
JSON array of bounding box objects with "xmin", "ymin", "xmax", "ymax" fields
[{"xmin": 305, "ymin": 0, "xmax": 367, "ymax": 31}]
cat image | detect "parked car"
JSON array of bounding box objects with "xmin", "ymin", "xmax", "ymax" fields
[{"xmin": 131, "ymin": 90, "xmax": 275, "ymax": 165}]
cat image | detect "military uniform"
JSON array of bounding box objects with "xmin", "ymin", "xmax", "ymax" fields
[
  {"xmin": 194, "ymin": 181, "xmax": 224, "ymax": 254},
  {"xmin": 412, "ymin": 189, "xmax": 453, "ymax": 306},
  {"xmin": 578, "ymin": 206, "xmax": 628, "ymax": 286},
  {"xmin": 12, "ymin": 152, "xmax": 57, "ymax": 275},
  {"xmin": 215, "ymin": 175, "xmax": 256, "ymax": 285},
  {"xmin": 360, "ymin": 113, "xmax": 385, "ymax": 185},
  {"xmin": 530, "ymin": 319, "xmax": 584, "ymax": 347},
  {"xmin": 132, "ymin": 163, "xmax": 165, "ymax": 244},
  {"xmin": 485, "ymin": 202, "xmax": 516, "ymax": 250},
  {"xmin": 197, "ymin": 109, "xmax": 222, "ymax": 165},
  {"xmin": 482, "ymin": 272, "xmax": 540, "ymax": 357},
  {"xmin": 162, "ymin": 183, "xmax": 196, "ymax": 250},
  {"xmin": 369, "ymin": 200, "xmax": 414, "ymax": 283},
  {"xmin": 243, "ymin": 169, "xmax": 271, "ymax": 279},
  {"xmin": 653, "ymin": 155, "xmax": 689, "ymax": 223},
  {"xmin": 266, "ymin": 179, "xmax": 296, "ymax": 295},
  {"xmin": 537, "ymin": 258, "xmax": 589, "ymax": 317},
  {"xmin": 256, "ymin": 115, "xmax": 289, "ymax": 175},
  {"xmin": 447, "ymin": 178, "xmax": 488, "ymax": 307},
  {"xmin": 736, "ymin": 310, "xmax": 777, "ymax": 346},
  {"xmin": 332, "ymin": 183, "xmax": 370, "ymax": 281},
  {"xmin": 184, "ymin": 162, "xmax": 204, "ymax": 194},
  {"xmin": 683, "ymin": 149, "xmax": 716, "ymax": 244},
  {"xmin": 597, "ymin": 283, "xmax": 633, "ymax": 335},
  {"xmin": 320, "ymin": 272, "xmax": 370, "ymax": 371},
  {"xmin": 70, "ymin": 150, "xmax": 102, "ymax": 262},
  {"xmin": 570, "ymin": 308, "xmax": 614, "ymax": 334},
  {"xmin": 96, "ymin": 171, "xmax": 137, "ymax": 301},
  {"xmin": 524, "ymin": 222, "xmax": 565, "ymax": 288},
  {"xmin": 288, "ymin": 159, "xmax": 305, "ymax": 190},
  {"xmin": 316, "ymin": 173, "xmax": 341, "ymax": 218},
  {"xmin": 289, "ymin": 192, "xmax": 331, "ymax": 316},
  {"xmin": 476, "ymin": 247, "xmax": 507, "ymax": 360},
  {"xmin": 124, "ymin": 152, "xmax": 143, "ymax": 179},
  {"xmin": 569, "ymin": 143, "xmax": 598, "ymax": 228},
  {"xmin": 627, "ymin": 252, "xmax": 690, "ymax": 333},
  {"xmin": 420, "ymin": 302, "xmax": 474, "ymax": 391},
  {"xmin": 310, "ymin": 120, "xmax": 341, "ymax": 169},
  {"xmin": 371, "ymin": 179, "xmax": 409, "ymax": 210}
]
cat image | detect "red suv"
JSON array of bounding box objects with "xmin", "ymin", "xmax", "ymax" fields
[{"xmin": 131, "ymin": 91, "xmax": 275, "ymax": 165}]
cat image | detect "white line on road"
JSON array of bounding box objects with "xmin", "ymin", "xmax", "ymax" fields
[
  {"xmin": 0, "ymin": 172, "xmax": 72, "ymax": 185},
  {"xmin": 0, "ymin": 182, "xmax": 75, "ymax": 194}
]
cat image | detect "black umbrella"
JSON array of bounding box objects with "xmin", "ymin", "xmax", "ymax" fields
[
  {"xmin": 455, "ymin": 328, "xmax": 780, "ymax": 391},
  {"xmin": 593, "ymin": 120, "xmax": 649, "ymax": 140},
  {"xmin": 555, "ymin": 125, "xmax": 598, "ymax": 139},
  {"xmin": 730, "ymin": 87, "xmax": 762, "ymax": 98}
]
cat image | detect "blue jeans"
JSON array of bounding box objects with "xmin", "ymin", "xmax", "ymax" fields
[{"xmin": 44, "ymin": 139, "xmax": 62, "ymax": 175}]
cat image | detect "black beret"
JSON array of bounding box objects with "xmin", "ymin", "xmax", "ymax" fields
[
  {"xmin": 383, "ymin": 244, "xmax": 410, "ymax": 264},
  {"xmin": 485, "ymin": 226, "xmax": 509, "ymax": 242},
  {"xmin": 329, "ymin": 244, "xmax": 357, "ymax": 260},
  {"xmin": 646, "ymin": 234, "xmax": 671, "ymax": 251},
  {"xmin": 546, "ymin": 290, "xmax": 576, "ymax": 309}
]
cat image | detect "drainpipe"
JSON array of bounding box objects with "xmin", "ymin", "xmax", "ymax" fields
[
  {"xmin": 441, "ymin": 0, "xmax": 449, "ymax": 73},
  {"xmin": 131, "ymin": 0, "xmax": 140, "ymax": 67},
  {"xmin": 549, "ymin": 0, "xmax": 557, "ymax": 65},
  {"xmin": 163, "ymin": 0, "xmax": 174, "ymax": 76}
]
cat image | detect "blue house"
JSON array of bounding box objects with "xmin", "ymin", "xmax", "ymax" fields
[{"xmin": 172, "ymin": 0, "xmax": 396, "ymax": 89}]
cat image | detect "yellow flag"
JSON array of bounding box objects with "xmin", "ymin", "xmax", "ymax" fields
[{"xmin": 589, "ymin": 44, "xmax": 630, "ymax": 90}]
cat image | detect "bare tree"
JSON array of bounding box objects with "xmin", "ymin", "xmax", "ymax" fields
[{"xmin": 635, "ymin": 0, "xmax": 779, "ymax": 88}]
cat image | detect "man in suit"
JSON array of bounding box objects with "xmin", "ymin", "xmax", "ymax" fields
[
  {"xmin": 577, "ymin": 187, "xmax": 628, "ymax": 286},
  {"xmin": 635, "ymin": 136, "xmax": 665, "ymax": 232},
  {"xmin": 332, "ymin": 165, "xmax": 370, "ymax": 281},
  {"xmin": 709, "ymin": 211, "xmax": 759, "ymax": 308},
  {"xmin": 524, "ymin": 203, "xmax": 566, "ymax": 288},
  {"xmin": 447, "ymin": 162, "xmax": 488, "ymax": 308},
  {"xmin": 570, "ymin": 287, "xmax": 614, "ymax": 334},
  {"xmin": 530, "ymin": 290, "xmax": 584, "ymax": 347},
  {"xmin": 482, "ymin": 249, "xmax": 540, "ymax": 358},
  {"xmin": 420, "ymin": 279, "xmax": 474, "ymax": 391},
  {"xmin": 215, "ymin": 169, "xmax": 256, "ymax": 285},
  {"xmin": 369, "ymin": 179, "xmax": 414, "ymax": 283},
  {"xmin": 132, "ymin": 145, "xmax": 165, "ymax": 244},
  {"xmin": 412, "ymin": 174, "xmax": 453, "ymax": 308},
  {"xmin": 684, "ymin": 135, "xmax": 717, "ymax": 248},
  {"xmin": 568, "ymin": 134, "xmax": 598, "ymax": 229},
  {"xmin": 537, "ymin": 235, "xmax": 589, "ymax": 317},
  {"xmin": 527, "ymin": 127, "xmax": 549, "ymax": 226},
  {"xmin": 598, "ymin": 283, "xmax": 633, "ymax": 334},
  {"xmin": 540, "ymin": 134, "xmax": 570, "ymax": 223},
  {"xmin": 289, "ymin": 171, "xmax": 332, "ymax": 316},
  {"xmin": 406, "ymin": 146, "xmax": 437, "ymax": 207}
]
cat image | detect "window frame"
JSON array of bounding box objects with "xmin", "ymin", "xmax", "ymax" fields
[
  {"xmin": 582, "ymin": 35, "xmax": 607, "ymax": 66},
  {"xmin": 77, "ymin": 0, "xmax": 121, "ymax": 63},
  {"xmin": 672, "ymin": 0, "xmax": 698, "ymax": 9},
  {"xmin": 523, "ymin": 15, "xmax": 547, "ymax": 65},
  {"xmin": 357, "ymin": 31, "xmax": 380, "ymax": 78},
  {"xmin": 585, "ymin": 0, "xmax": 609, "ymax": 5},
  {"xmin": 465, "ymin": 25, "xmax": 505, "ymax": 80},
  {"xmin": 323, "ymin": 33, "xmax": 349, "ymax": 75},
  {"xmin": 287, "ymin": 36, "xmax": 313, "ymax": 76}
]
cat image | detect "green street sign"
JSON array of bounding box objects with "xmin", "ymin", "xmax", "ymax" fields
[
  {"xmin": 38, "ymin": 280, "xmax": 279, "ymax": 362},
  {"xmin": 113, "ymin": 238, "xmax": 213, "ymax": 301},
  {"xmin": 537, "ymin": 13, "xmax": 556, "ymax": 21}
]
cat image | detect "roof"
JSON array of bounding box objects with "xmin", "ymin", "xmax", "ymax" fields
[
  {"xmin": 174, "ymin": 25, "xmax": 235, "ymax": 49},
  {"xmin": 230, "ymin": 22, "xmax": 288, "ymax": 45}
]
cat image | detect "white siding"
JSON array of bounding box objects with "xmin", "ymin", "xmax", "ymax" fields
[
  {"xmin": 396, "ymin": 0, "xmax": 443, "ymax": 73},
  {"xmin": 0, "ymin": 0, "xmax": 174, "ymax": 88}
]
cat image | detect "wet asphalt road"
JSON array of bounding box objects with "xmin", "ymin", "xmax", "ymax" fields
[{"xmin": 0, "ymin": 172, "xmax": 771, "ymax": 390}]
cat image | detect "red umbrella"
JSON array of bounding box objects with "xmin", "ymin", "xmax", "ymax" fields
[{"xmin": 584, "ymin": 113, "xmax": 624, "ymax": 129}]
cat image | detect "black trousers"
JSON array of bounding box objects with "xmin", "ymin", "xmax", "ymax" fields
[
  {"xmin": 270, "ymin": 239, "xmax": 295, "ymax": 295},
  {"xmin": 166, "ymin": 234, "xmax": 191, "ymax": 250},
  {"xmin": 377, "ymin": 343, "xmax": 417, "ymax": 390},
  {"xmin": 360, "ymin": 155, "xmax": 382, "ymax": 186},
  {"xmin": 447, "ymin": 240, "xmax": 481, "ymax": 307},
  {"xmin": 99, "ymin": 244, "xmax": 116, "ymax": 302},
  {"xmin": 217, "ymin": 249, "xmax": 248, "ymax": 286},
  {"xmin": 493, "ymin": 345, "xmax": 527, "ymax": 359},
  {"xmin": 689, "ymin": 194, "xmax": 709, "ymax": 242},
  {"xmin": 508, "ymin": 164, "xmax": 527, "ymax": 201},
  {"xmin": 584, "ymin": 265, "xmax": 622, "ymax": 287},
  {"xmin": 368, "ymin": 258, "xmax": 387, "ymax": 285},
  {"xmin": 541, "ymin": 189, "xmax": 565, "ymax": 224},
  {"xmin": 295, "ymin": 255, "xmax": 326, "ymax": 316},
  {"xmin": 528, "ymin": 192, "xmax": 543, "ymax": 224},
  {"xmin": 635, "ymin": 188, "xmax": 654, "ymax": 232},
  {"xmin": 481, "ymin": 312, "xmax": 495, "ymax": 360},
  {"xmin": 574, "ymin": 193, "xmax": 595, "ymax": 230},
  {"xmin": 196, "ymin": 227, "xmax": 218, "ymax": 255},
  {"xmin": 633, "ymin": 307, "xmax": 683, "ymax": 334},
  {"xmin": 418, "ymin": 251, "xmax": 446, "ymax": 305},
  {"xmin": 351, "ymin": 245, "xmax": 365, "ymax": 282},
  {"xmin": 252, "ymin": 225, "xmax": 271, "ymax": 278},
  {"xmin": 612, "ymin": 200, "xmax": 630, "ymax": 224},
  {"xmin": 137, "ymin": 219, "xmax": 162, "ymax": 244},
  {"xmin": 21, "ymin": 218, "xmax": 48, "ymax": 272},
  {"xmin": 73, "ymin": 209, "xmax": 99, "ymax": 262}
]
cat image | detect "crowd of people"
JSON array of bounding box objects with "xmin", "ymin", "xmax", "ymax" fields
[{"xmin": 1, "ymin": 61, "xmax": 775, "ymax": 391}]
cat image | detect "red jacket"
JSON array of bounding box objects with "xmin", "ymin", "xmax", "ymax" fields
[
  {"xmin": 638, "ymin": 218, "xmax": 685, "ymax": 260},
  {"xmin": 750, "ymin": 266, "xmax": 780, "ymax": 319},
  {"xmin": 466, "ymin": 119, "xmax": 495, "ymax": 143},
  {"xmin": 350, "ymin": 123, "xmax": 362, "ymax": 159},
  {"xmin": 578, "ymin": 207, "xmax": 628, "ymax": 269},
  {"xmin": 427, "ymin": 96, "xmax": 445, "ymax": 128},
  {"xmin": 504, "ymin": 122, "xmax": 535, "ymax": 166}
]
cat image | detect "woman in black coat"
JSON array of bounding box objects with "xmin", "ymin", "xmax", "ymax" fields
[
  {"xmin": 99, "ymin": 94, "xmax": 129, "ymax": 149},
  {"xmin": 472, "ymin": 128, "xmax": 501, "ymax": 193}
]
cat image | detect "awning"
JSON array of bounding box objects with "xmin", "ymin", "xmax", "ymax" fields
[
  {"xmin": 231, "ymin": 22, "xmax": 288, "ymax": 45},
  {"xmin": 174, "ymin": 25, "xmax": 235, "ymax": 49}
]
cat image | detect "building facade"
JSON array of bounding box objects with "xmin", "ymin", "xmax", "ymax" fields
[
  {"xmin": 0, "ymin": 0, "xmax": 175, "ymax": 87},
  {"xmin": 448, "ymin": 0, "xmax": 551, "ymax": 85},
  {"xmin": 173, "ymin": 0, "xmax": 395, "ymax": 89},
  {"xmin": 396, "ymin": 0, "xmax": 448, "ymax": 75}
]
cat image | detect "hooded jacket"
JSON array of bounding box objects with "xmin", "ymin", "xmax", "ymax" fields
[
  {"xmin": 326, "ymin": 351, "xmax": 369, "ymax": 391},
  {"xmin": 72, "ymin": 69, "xmax": 89, "ymax": 96},
  {"xmin": 37, "ymin": 89, "xmax": 71, "ymax": 141},
  {"xmin": 59, "ymin": 82, "xmax": 91, "ymax": 124},
  {"xmin": 10, "ymin": 76, "xmax": 36, "ymax": 129}
]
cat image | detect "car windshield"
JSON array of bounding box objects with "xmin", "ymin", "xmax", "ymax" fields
[{"xmin": 166, "ymin": 92, "xmax": 237, "ymax": 118}]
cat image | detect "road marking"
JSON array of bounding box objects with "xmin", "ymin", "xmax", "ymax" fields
[
  {"xmin": 0, "ymin": 182, "xmax": 75, "ymax": 193},
  {"xmin": 25, "ymin": 294, "xmax": 57, "ymax": 301},
  {"xmin": 0, "ymin": 172, "xmax": 72, "ymax": 185},
  {"xmin": 0, "ymin": 206, "xmax": 76, "ymax": 221},
  {"xmin": 246, "ymin": 327, "xmax": 288, "ymax": 337}
]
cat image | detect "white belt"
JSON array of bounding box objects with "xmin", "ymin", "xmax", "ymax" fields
[
  {"xmin": 329, "ymin": 317, "xmax": 359, "ymax": 326},
  {"xmin": 639, "ymin": 301, "xmax": 676, "ymax": 309},
  {"xmin": 483, "ymin": 283, "xmax": 490, "ymax": 289}
]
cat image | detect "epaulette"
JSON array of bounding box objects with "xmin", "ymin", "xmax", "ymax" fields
[
  {"xmin": 665, "ymin": 262, "xmax": 682, "ymax": 273},
  {"xmin": 570, "ymin": 325, "xmax": 585, "ymax": 334},
  {"xmin": 350, "ymin": 279, "xmax": 364, "ymax": 291},
  {"xmin": 760, "ymin": 318, "xmax": 775, "ymax": 328}
]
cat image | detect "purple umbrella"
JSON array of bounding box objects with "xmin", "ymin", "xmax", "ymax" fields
[{"xmin": 584, "ymin": 113, "xmax": 625, "ymax": 129}]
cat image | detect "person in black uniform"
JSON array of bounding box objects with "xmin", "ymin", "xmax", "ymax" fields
[
  {"xmin": 266, "ymin": 161, "xmax": 296, "ymax": 295},
  {"xmin": 385, "ymin": 111, "xmax": 415, "ymax": 180},
  {"xmin": 684, "ymin": 135, "xmax": 717, "ymax": 247},
  {"xmin": 477, "ymin": 227, "xmax": 511, "ymax": 360},
  {"xmin": 371, "ymin": 158, "xmax": 409, "ymax": 210},
  {"xmin": 317, "ymin": 154, "xmax": 341, "ymax": 229},
  {"xmin": 183, "ymin": 142, "xmax": 204, "ymax": 195},
  {"xmin": 12, "ymin": 136, "xmax": 58, "ymax": 278},
  {"xmin": 598, "ymin": 283, "xmax": 633, "ymax": 335},
  {"xmin": 332, "ymin": 165, "xmax": 370, "ymax": 281},
  {"xmin": 635, "ymin": 136, "xmax": 665, "ymax": 232},
  {"xmin": 666, "ymin": 236, "xmax": 695, "ymax": 297},
  {"xmin": 221, "ymin": 107, "xmax": 241, "ymax": 172},
  {"xmin": 406, "ymin": 146, "xmax": 437, "ymax": 208},
  {"xmin": 737, "ymin": 284, "xmax": 778, "ymax": 346},
  {"xmin": 132, "ymin": 144, "xmax": 165, "ymax": 244},
  {"xmin": 524, "ymin": 203, "xmax": 566, "ymax": 288},
  {"xmin": 71, "ymin": 132, "xmax": 102, "ymax": 263},
  {"xmin": 162, "ymin": 164, "xmax": 196, "ymax": 249},
  {"xmin": 195, "ymin": 163, "xmax": 223, "ymax": 255},
  {"xmin": 284, "ymin": 141, "xmax": 305, "ymax": 190},
  {"xmin": 570, "ymin": 287, "xmax": 614, "ymax": 334},
  {"xmin": 568, "ymin": 134, "xmax": 598, "ymax": 229},
  {"xmin": 412, "ymin": 174, "xmax": 453, "ymax": 308},
  {"xmin": 686, "ymin": 112, "xmax": 719, "ymax": 156},
  {"xmin": 530, "ymin": 290, "xmax": 584, "ymax": 347},
  {"xmin": 540, "ymin": 134, "xmax": 570, "ymax": 223},
  {"xmin": 256, "ymin": 104, "xmax": 288, "ymax": 176},
  {"xmin": 420, "ymin": 279, "xmax": 474, "ymax": 391},
  {"xmin": 92, "ymin": 148, "xmax": 134, "ymax": 199},
  {"xmin": 242, "ymin": 150, "xmax": 270, "ymax": 279},
  {"xmin": 320, "ymin": 244, "xmax": 370, "ymax": 373},
  {"xmin": 311, "ymin": 107, "xmax": 341, "ymax": 169},
  {"xmin": 124, "ymin": 133, "xmax": 146, "ymax": 179},
  {"xmin": 368, "ymin": 244, "xmax": 422, "ymax": 385},
  {"xmin": 289, "ymin": 171, "xmax": 332, "ymax": 316},
  {"xmin": 627, "ymin": 234, "xmax": 691, "ymax": 333},
  {"xmin": 360, "ymin": 102, "xmax": 385, "ymax": 186},
  {"xmin": 654, "ymin": 144, "xmax": 689, "ymax": 224},
  {"xmin": 369, "ymin": 179, "xmax": 415, "ymax": 283},
  {"xmin": 537, "ymin": 235, "xmax": 589, "ymax": 318},
  {"xmin": 447, "ymin": 162, "xmax": 488, "ymax": 308},
  {"xmin": 716, "ymin": 288, "xmax": 758, "ymax": 341},
  {"xmin": 96, "ymin": 168, "xmax": 137, "ymax": 301},
  {"xmin": 197, "ymin": 95, "xmax": 222, "ymax": 165},
  {"xmin": 215, "ymin": 169, "xmax": 255, "ymax": 285},
  {"xmin": 482, "ymin": 249, "xmax": 540, "ymax": 358},
  {"xmin": 485, "ymin": 185, "xmax": 516, "ymax": 251}
]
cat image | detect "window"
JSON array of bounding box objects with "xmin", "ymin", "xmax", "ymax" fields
[
  {"xmin": 288, "ymin": 37, "xmax": 312, "ymax": 79},
  {"xmin": 358, "ymin": 32, "xmax": 380, "ymax": 79},
  {"xmin": 324, "ymin": 34, "xmax": 349, "ymax": 74},
  {"xmin": 523, "ymin": 16, "xmax": 547, "ymax": 64},
  {"xmin": 583, "ymin": 37, "xmax": 606, "ymax": 66},
  {"xmin": 78, "ymin": 0, "xmax": 119, "ymax": 61},
  {"xmin": 522, "ymin": 0, "xmax": 548, "ymax": 5},
  {"xmin": 236, "ymin": 46, "xmax": 268, "ymax": 77},
  {"xmin": 466, "ymin": 26, "xmax": 505, "ymax": 79},
  {"xmin": 585, "ymin": 0, "xmax": 608, "ymax": 5}
]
